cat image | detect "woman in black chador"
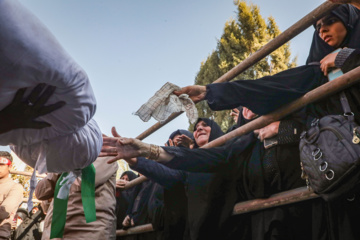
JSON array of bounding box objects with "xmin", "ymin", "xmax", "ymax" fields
[
  {"xmin": 103, "ymin": 4, "xmax": 360, "ymax": 240},
  {"xmin": 119, "ymin": 120, "xmax": 244, "ymax": 239}
]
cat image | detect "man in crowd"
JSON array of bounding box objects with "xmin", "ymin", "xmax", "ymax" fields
[{"xmin": 0, "ymin": 152, "xmax": 23, "ymax": 240}]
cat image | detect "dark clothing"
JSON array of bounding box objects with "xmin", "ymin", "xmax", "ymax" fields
[
  {"xmin": 306, "ymin": 5, "xmax": 360, "ymax": 240},
  {"xmin": 121, "ymin": 180, "xmax": 164, "ymax": 240},
  {"xmin": 132, "ymin": 120, "xmax": 231, "ymax": 240},
  {"xmin": 163, "ymin": 115, "xmax": 310, "ymax": 240},
  {"xmin": 133, "ymin": 157, "xmax": 220, "ymax": 240},
  {"xmin": 206, "ymin": 65, "xmax": 323, "ymax": 116},
  {"xmin": 12, "ymin": 208, "xmax": 45, "ymax": 240}
]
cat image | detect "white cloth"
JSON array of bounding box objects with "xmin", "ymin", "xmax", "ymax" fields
[
  {"xmin": 0, "ymin": 0, "xmax": 96, "ymax": 146},
  {"xmin": 11, "ymin": 119, "xmax": 102, "ymax": 173},
  {"xmin": 0, "ymin": 0, "xmax": 101, "ymax": 174},
  {"xmin": 135, "ymin": 82, "xmax": 198, "ymax": 124}
]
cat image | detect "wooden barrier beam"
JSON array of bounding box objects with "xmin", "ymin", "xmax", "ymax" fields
[
  {"xmin": 22, "ymin": 198, "xmax": 42, "ymax": 204},
  {"xmin": 10, "ymin": 170, "xmax": 46, "ymax": 178},
  {"xmin": 125, "ymin": 65, "xmax": 360, "ymax": 188},
  {"xmin": 135, "ymin": 1, "xmax": 337, "ymax": 141},
  {"xmin": 232, "ymin": 187, "xmax": 318, "ymax": 215},
  {"xmin": 116, "ymin": 187, "xmax": 318, "ymax": 236},
  {"xmin": 116, "ymin": 223, "xmax": 154, "ymax": 236},
  {"xmin": 204, "ymin": 65, "xmax": 360, "ymax": 148}
]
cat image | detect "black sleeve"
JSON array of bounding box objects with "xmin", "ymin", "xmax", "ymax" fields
[
  {"xmin": 277, "ymin": 119, "xmax": 304, "ymax": 145},
  {"xmin": 161, "ymin": 132, "xmax": 256, "ymax": 173},
  {"xmin": 131, "ymin": 157, "xmax": 186, "ymax": 189},
  {"xmin": 338, "ymin": 49, "xmax": 360, "ymax": 73},
  {"xmin": 205, "ymin": 65, "xmax": 323, "ymax": 115}
]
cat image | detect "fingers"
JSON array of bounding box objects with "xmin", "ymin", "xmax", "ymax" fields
[
  {"xmin": 34, "ymin": 85, "xmax": 56, "ymax": 107},
  {"xmin": 37, "ymin": 101, "xmax": 66, "ymax": 116},
  {"xmin": 107, "ymin": 157, "xmax": 120, "ymax": 164},
  {"xmin": 324, "ymin": 66, "xmax": 328, "ymax": 76},
  {"xmin": 27, "ymin": 83, "xmax": 47, "ymax": 104},
  {"xmin": 173, "ymin": 90, "xmax": 183, "ymax": 96},
  {"xmin": 24, "ymin": 121, "xmax": 51, "ymax": 129},
  {"xmin": 111, "ymin": 126, "xmax": 121, "ymax": 138},
  {"xmin": 99, "ymin": 152, "xmax": 118, "ymax": 157},
  {"xmin": 12, "ymin": 88, "xmax": 27, "ymax": 105},
  {"xmin": 102, "ymin": 133, "xmax": 108, "ymax": 137},
  {"xmin": 100, "ymin": 146, "xmax": 118, "ymax": 154},
  {"xmin": 102, "ymin": 137, "xmax": 120, "ymax": 145},
  {"xmin": 168, "ymin": 139, "xmax": 174, "ymax": 146}
]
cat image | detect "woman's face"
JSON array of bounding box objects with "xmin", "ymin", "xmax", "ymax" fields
[
  {"xmin": 316, "ymin": 15, "xmax": 347, "ymax": 48},
  {"xmin": 120, "ymin": 174, "xmax": 129, "ymax": 182},
  {"xmin": 193, "ymin": 120, "xmax": 211, "ymax": 147}
]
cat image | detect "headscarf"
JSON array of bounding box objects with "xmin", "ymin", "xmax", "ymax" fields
[
  {"xmin": 307, "ymin": 4, "xmax": 360, "ymax": 64},
  {"xmin": 120, "ymin": 170, "xmax": 138, "ymax": 181},
  {"xmin": 192, "ymin": 118, "xmax": 224, "ymax": 148},
  {"xmin": 165, "ymin": 129, "xmax": 194, "ymax": 147}
]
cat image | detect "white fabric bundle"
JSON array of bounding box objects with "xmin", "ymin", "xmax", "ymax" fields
[
  {"xmin": 0, "ymin": 0, "xmax": 101, "ymax": 172},
  {"xmin": 134, "ymin": 82, "xmax": 198, "ymax": 124}
]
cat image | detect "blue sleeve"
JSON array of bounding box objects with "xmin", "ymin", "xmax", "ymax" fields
[
  {"xmin": 131, "ymin": 157, "xmax": 186, "ymax": 189},
  {"xmin": 161, "ymin": 132, "xmax": 256, "ymax": 172}
]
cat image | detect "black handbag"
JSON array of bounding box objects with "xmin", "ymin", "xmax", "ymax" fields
[{"xmin": 299, "ymin": 90, "xmax": 360, "ymax": 201}]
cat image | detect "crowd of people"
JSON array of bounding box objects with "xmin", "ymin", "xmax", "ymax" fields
[{"xmin": 1, "ymin": 0, "xmax": 360, "ymax": 239}]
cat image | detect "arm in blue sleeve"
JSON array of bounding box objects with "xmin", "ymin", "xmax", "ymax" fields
[
  {"xmin": 131, "ymin": 157, "xmax": 186, "ymax": 189},
  {"xmin": 161, "ymin": 132, "xmax": 256, "ymax": 173}
]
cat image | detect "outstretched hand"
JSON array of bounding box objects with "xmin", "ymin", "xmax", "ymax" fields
[
  {"xmin": 173, "ymin": 85, "xmax": 207, "ymax": 103},
  {"xmin": 178, "ymin": 134, "xmax": 194, "ymax": 148},
  {"xmin": 320, "ymin": 52, "xmax": 338, "ymax": 76},
  {"xmin": 0, "ymin": 83, "xmax": 66, "ymax": 134},
  {"xmin": 100, "ymin": 127, "xmax": 149, "ymax": 163}
]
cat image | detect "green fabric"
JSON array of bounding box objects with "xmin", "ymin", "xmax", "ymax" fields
[
  {"xmin": 50, "ymin": 172, "xmax": 69, "ymax": 239},
  {"xmin": 81, "ymin": 163, "xmax": 96, "ymax": 223},
  {"xmin": 50, "ymin": 164, "xmax": 96, "ymax": 239}
]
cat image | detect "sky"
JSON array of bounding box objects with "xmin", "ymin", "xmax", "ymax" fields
[{"xmin": 1, "ymin": 0, "xmax": 325, "ymax": 154}]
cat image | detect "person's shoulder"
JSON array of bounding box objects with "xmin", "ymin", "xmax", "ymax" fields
[{"xmin": 11, "ymin": 181, "xmax": 24, "ymax": 192}]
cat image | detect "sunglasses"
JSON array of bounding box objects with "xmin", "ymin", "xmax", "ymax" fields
[{"xmin": 316, "ymin": 16, "xmax": 340, "ymax": 34}]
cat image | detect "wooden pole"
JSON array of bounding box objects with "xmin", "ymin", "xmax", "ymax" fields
[
  {"xmin": 232, "ymin": 187, "xmax": 318, "ymax": 215},
  {"xmin": 204, "ymin": 65, "xmax": 360, "ymax": 148},
  {"xmin": 22, "ymin": 198, "xmax": 42, "ymax": 203},
  {"xmin": 134, "ymin": 1, "xmax": 337, "ymax": 141},
  {"xmin": 116, "ymin": 223, "xmax": 154, "ymax": 236},
  {"xmin": 10, "ymin": 170, "xmax": 46, "ymax": 178},
  {"xmin": 116, "ymin": 187, "xmax": 318, "ymax": 236},
  {"xmin": 125, "ymin": 66, "xmax": 360, "ymax": 188}
]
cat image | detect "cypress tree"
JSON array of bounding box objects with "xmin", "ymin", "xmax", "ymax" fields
[{"xmin": 190, "ymin": 0, "xmax": 297, "ymax": 132}]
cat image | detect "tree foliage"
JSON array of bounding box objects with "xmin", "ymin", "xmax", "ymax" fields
[
  {"xmin": 11, "ymin": 165, "xmax": 33, "ymax": 198},
  {"xmin": 190, "ymin": 0, "xmax": 297, "ymax": 132}
]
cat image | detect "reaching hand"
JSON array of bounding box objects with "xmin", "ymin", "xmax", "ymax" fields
[
  {"xmin": 254, "ymin": 121, "xmax": 280, "ymax": 142},
  {"xmin": 320, "ymin": 52, "xmax": 338, "ymax": 76},
  {"xmin": 177, "ymin": 134, "xmax": 194, "ymax": 148},
  {"xmin": 0, "ymin": 83, "xmax": 66, "ymax": 134},
  {"xmin": 173, "ymin": 85, "xmax": 207, "ymax": 103},
  {"xmin": 122, "ymin": 215, "xmax": 134, "ymax": 228},
  {"xmin": 100, "ymin": 127, "xmax": 150, "ymax": 163},
  {"xmin": 116, "ymin": 179, "xmax": 128, "ymax": 190},
  {"xmin": 165, "ymin": 139, "xmax": 175, "ymax": 147},
  {"xmin": 230, "ymin": 108, "xmax": 240, "ymax": 122}
]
